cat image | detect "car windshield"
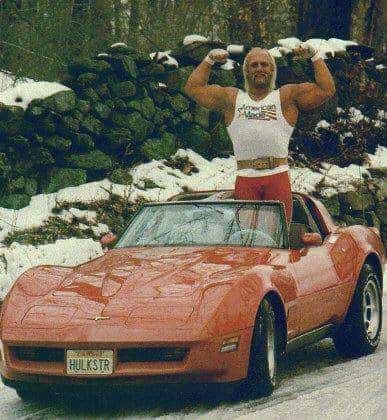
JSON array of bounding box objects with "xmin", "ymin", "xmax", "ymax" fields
[{"xmin": 115, "ymin": 202, "xmax": 288, "ymax": 248}]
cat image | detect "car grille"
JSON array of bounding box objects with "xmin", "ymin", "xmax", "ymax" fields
[
  {"xmin": 11, "ymin": 346, "xmax": 65, "ymax": 362},
  {"xmin": 118, "ymin": 347, "xmax": 189, "ymax": 363}
]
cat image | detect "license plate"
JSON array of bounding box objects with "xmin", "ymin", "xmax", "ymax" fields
[{"xmin": 66, "ymin": 350, "xmax": 114, "ymax": 375}]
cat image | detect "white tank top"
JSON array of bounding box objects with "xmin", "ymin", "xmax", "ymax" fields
[{"xmin": 227, "ymin": 89, "xmax": 294, "ymax": 177}]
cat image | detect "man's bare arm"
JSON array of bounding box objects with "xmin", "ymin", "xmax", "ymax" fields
[
  {"xmin": 184, "ymin": 49, "xmax": 235, "ymax": 112},
  {"xmin": 290, "ymin": 57, "xmax": 336, "ymax": 110}
]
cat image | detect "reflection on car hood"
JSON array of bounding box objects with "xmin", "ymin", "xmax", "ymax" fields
[{"xmin": 15, "ymin": 246, "xmax": 281, "ymax": 329}]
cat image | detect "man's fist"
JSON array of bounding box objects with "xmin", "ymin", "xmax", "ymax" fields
[
  {"xmin": 204, "ymin": 48, "xmax": 229, "ymax": 65},
  {"xmin": 293, "ymin": 43, "xmax": 318, "ymax": 60}
]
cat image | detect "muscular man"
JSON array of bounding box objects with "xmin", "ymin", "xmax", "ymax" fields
[{"xmin": 184, "ymin": 45, "xmax": 335, "ymax": 223}]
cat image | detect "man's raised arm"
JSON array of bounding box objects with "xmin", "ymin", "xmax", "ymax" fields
[
  {"xmin": 184, "ymin": 49, "xmax": 235, "ymax": 112},
  {"xmin": 286, "ymin": 44, "xmax": 336, "ymax": 111}
]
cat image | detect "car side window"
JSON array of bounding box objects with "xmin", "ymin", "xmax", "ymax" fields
[{"xmin": 303, "ymin": 198, "xmax": 324, "ymax": 237}]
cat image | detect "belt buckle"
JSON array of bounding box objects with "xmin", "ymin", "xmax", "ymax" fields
[{"xmin": 268, "ymin": 156, "xmax": 275, "ymax": 169}]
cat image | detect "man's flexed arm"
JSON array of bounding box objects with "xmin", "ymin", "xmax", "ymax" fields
[
  {"xmin": 184, "ymin": 49, "xmax": 235, "ymax": 112},
  {"xmin": 286, "ymin": 45, "xmax": 336, "ymax": 111}
]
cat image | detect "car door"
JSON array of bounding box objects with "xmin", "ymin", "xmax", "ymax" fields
[{"xmin": 288, "ymin": 198, "xmax": 340, "ymax": 334}]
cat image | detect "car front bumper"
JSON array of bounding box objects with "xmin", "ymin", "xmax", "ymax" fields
[{"xmin": 0, "ymin": 327, "xmax": 254, "ymax": 388}]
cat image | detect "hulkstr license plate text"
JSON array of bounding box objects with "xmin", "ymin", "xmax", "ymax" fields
[{"xmin": 66, "ymin": 350, "xmax": 114, "ymax": 375}]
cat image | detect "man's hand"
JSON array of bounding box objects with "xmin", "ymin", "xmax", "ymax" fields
[
  {"xmin": 292, "ymin": 43, "xmax": 318, "ymax": 60},
  {"xmin": 204, "ymin": 48, "xmax": 229, "ymax": 65}
]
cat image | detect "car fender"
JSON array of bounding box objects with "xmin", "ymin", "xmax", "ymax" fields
[
  {"xmin": 204, "ymin": 266, "xmax": 286, "ymax": 338},
  {"xmin": 336, "ymin": 226, "xmax": 384, "ymax": 322}
]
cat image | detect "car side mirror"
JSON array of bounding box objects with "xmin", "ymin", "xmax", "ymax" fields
[
  {"xmin": 301, "ymin": 232, "xmax": 322, "ymax": 247},
  {"xmin": 100, "ymin": 233, "xmax": 118, "ymax": 247}
]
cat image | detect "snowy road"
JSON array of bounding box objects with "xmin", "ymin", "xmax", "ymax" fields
[{"xmin": 1, "ymin": 294, "xmax": 386, "ymax": 419}]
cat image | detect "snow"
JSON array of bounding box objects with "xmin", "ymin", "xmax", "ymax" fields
[
  {"xmin": 0, "ymin": 71, "xmax": 33, "ymax": 93},
  {"xmin": 227, "ymin": 45, "xmax": 244, "ymax": 54},
  {"xmin": 275, "ymin": 37, "xmax": 358, "ymax": 59},
  {"xmin": 366, "ymin": 146, "xmax": 387, "ymax": 168},
  {"xmin": 110, "ymin": 42, "xmax": 128, "ymax": 48},
  {"xmin": 221, "ymin": 59, "xmax": 235, "ymax": 70},
  {"xmin": 0, "ymin": 81, "xmax": 70, "ymax": 109},
  {"xmin": 183, "ymin": 35, "xmax": 208, "ymax": 45},
  {"xmin": 316, "ymin": 120, "xmax": 330, "ymax": 129},
  {"xmin": 150, "ymin": 51, "xmax": 178, "ymax": 67},
  {"xmin": 376, "ymin": 64, "xmax": 386, "ymax": 70},
  {"xmin": 0, "ymin": 239, "xmax": 102, "ymax": 299}
]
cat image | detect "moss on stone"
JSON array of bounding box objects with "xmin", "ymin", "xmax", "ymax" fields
[
  {"xmin": 128, "ymin": 97, "xmax": 156, "ymax": 119},
  {"xmin": 65, "ymin": 150, "xmax": 113, "ymax": 171},
  {"xmin": 0, "ymin": 193, "xmax": 31, "ymax": 210},
  {"xmin": 44, "ymin": 90, "xmax": 77, "ymax": 113},
  {"xmin": 45, "ymin": 168, "xmax": 88, "ymax": 193},
  {"xmin": 109, "ymin": 168, "xmax": 133, "ymax": 184},
  {"xmin": 111, "ymin": 81, "xmax": 136, "ymax": 99},
  {"xmin": 141, "ymin": 132, "xmax": 177, "ymax": 160},
  {"xmin": 46, "ymin": 135, "xmax": 72, "ymax": 152}
]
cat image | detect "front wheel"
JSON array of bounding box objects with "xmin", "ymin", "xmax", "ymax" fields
[
  {"xmin": 247, "ymin": 298, "xmax": 278, "ymax": 397},
  {"xmin": 333, "ymin": 263, "xmax": 382, "ymax": 358}
]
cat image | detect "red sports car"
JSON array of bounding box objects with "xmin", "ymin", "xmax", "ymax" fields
[{"xmin": 0, "ymin": 191, "xmax": 384, "ymax": 401}]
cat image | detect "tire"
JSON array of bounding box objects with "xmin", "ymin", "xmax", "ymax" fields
[
  {"xmin": 246, "ymin": 298, "xmax": 278, "ymax": 397},
  {"xmin": 333, "ymin": 263, "xmax": 382, "ymax": 358}
]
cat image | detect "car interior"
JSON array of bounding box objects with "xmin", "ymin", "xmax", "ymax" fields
[
  {"xmin": 289, "ymin": 195, "xmax": 321, "ymax": 249},
  {"xmin": 169, "ymin": 190, "xmax": 323, "ymax": 249}
]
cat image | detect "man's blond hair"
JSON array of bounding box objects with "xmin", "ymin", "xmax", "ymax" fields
[{"xmin": 242, "ymin": 48, "xmax": 277, "ymax": 93}]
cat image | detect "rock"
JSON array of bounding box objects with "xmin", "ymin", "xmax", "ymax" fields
[
  {"xmin": 141, "ymin": 132, "xmax": 177, "ymax": 160},
  {"xmin": 46, "ymin": 135, "xmax": 72, "ymax": 152},
  {"xmin": 44, "ymin": 90, "xmax": 77, "ymax": 113},
  {"xmin": 111, "ymin": 81, "xmax": 136, "ymax": 99},
  {"xmin": 339, "ymin": 190, "xmax": 375, "ymax": 213},
  {"xmin": 0, "ymin": 193, "xmax": 31, "ymax": 210},
  {"xmin": 365, "ymin": 211, "xmax": 381, "ymax": 229},
  {"xmin": 109, "ymin": 168, "xmax": 133, "ymax": 185},
  {"xmin": 45, "ymin": 168, "xmax": 88, "ymax": 193},
  {"xmin": 128, "ymin": 97, "xmax": 156, "ymax": 120},
  {"xmin": 76, "ymin": 72, "xmax": 99, "ymax": 88},
  {"xmin": 80, "ymin": 114, "xmax": 104, "ymax": 136},
  {"xmin": 321, "ymin": 195, "xmax": 341, "ymax": 218},
  {"xmin": 92, "ymin": 102, "xmax": 111, "ymax": 120},
  {"xmin": 65, "ymin": 150, "xmax": 113, "ymax": 171}
]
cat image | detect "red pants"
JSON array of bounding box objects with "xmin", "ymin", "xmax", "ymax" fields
[{"xmin": 234, "ymin": 171, "xmax": 292, "ymax": 224}]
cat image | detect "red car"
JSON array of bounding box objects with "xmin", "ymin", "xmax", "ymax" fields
[{"xmin": 0, "ymin": 191, "xmax": 384, "ymax": 401}]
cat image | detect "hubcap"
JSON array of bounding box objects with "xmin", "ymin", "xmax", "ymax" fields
[
  {"xmin": 266, "ymin": 317, "xmax": 276, "ymax": 379},
  {"xmin": 363, "ymin": 277, "xmax": 380, "ymax": 340}
]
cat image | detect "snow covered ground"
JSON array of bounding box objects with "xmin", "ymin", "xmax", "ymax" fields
[{"xmin": 0, "ymin": 147, "xmax": 386, "ymax": 300}]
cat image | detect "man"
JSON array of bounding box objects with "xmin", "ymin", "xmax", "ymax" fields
[{"xmin": 184, "ymin": 45, "xmax": 335, "ymax": 223}]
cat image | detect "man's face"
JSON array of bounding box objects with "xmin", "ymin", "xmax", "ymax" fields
[{"xmin": 245, "ymin": 50, "xmax": 273, "ymax": 90}]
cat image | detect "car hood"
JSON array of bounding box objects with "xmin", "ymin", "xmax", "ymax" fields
[{"xmin": 7, "ymin": 246, "xmax": 284, "ymax": 334}]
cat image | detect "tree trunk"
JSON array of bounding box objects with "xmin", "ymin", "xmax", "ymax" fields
[
  {"xmin": 297, "ymin": 0, "xmax": 356, "ymax": 40},
  {"xmin": 364, "ymin": 0, "xmax": 382, "ymax": 48}
]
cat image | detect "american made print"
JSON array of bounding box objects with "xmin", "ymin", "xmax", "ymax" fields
[{"xmin": 237, "ymin": 104, "xmax": 278, "ymax": 121}]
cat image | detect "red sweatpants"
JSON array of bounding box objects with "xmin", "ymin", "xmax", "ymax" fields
[{"xmin": 234, "ymin": 171, "xmax": 292, "ymax": 224}]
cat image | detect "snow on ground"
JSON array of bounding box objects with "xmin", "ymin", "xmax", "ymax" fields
[
  {"xmin": 0, "ymin": 239, "xmax": 102, "ymax": 300},
  {"xmin": 0, "ymin": 146, "xmax": 386, "ymax": 300},
  {"xmin": 0, "ymin": 81, "xmax": 70, "ymax": 109},
  {"xmin": 0, "ymin": 71, "xmax": 33, "ymax": 93}
]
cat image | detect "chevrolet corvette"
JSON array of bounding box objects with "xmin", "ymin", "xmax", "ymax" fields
[{"xmin": 0, "ymin": 191, "xmax": 384, "ymax": 400}]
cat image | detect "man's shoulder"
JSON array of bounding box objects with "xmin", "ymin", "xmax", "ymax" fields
[{"xmin": 279, "ymin": 84, "xmax": 297, "ymax": 99}]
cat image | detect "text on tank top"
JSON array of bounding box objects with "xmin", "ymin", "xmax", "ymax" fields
[{"xmin": 226, "ymin": 90, "xmax": 294, "ymax": 172}]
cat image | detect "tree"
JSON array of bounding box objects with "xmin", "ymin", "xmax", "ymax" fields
[{"xmin": 297, "ymin": 0, "xmax": 356, "ymax": 40}]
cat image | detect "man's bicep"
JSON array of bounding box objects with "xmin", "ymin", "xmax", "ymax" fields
[
  {"xmin": 292, "ymin": 83, "xmax": 331, "ymax": 110},
  {"xmin": 188, "ymin": 85, "xmax": 231, "ymax": 111}
]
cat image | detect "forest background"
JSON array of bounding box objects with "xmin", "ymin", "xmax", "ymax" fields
[{"xmin": 0, "ymin": 0, "xmax": 384, "ymax": 82}]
